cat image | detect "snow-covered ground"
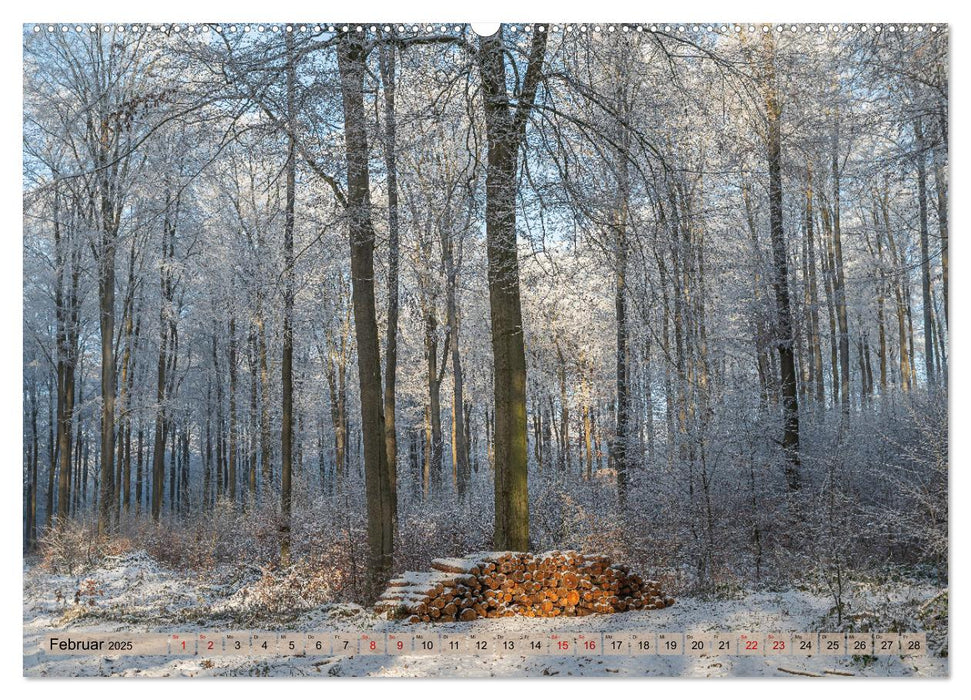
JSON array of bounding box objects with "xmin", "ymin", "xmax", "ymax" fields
[{"xmin": 23, "ymin": 551, "xmax": 948, "ymax": 678}]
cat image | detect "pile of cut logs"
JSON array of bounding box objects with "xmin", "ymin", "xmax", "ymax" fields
[{"xmin": 375, "ymin": 551, "xmax": 674, "ymax": 623}]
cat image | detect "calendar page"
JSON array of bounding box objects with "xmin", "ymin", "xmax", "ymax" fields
[{"xmin": 22, "ymin": 20, "xmax": 948, "ymax": 679}]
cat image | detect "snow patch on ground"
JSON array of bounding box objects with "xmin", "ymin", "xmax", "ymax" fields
[{"xmin": 23, "ymin": 551, "xmax": 948, "ymax": 677}]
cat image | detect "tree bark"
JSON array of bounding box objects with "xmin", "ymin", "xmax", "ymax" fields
[
  {"xmin": 762, "ymin": 32, "xmax": 800, "ymax": 490},
  {"xmin": 256, "ymin": 296, "xmax": 272, "ymax": 491},
  {"xmin": 613, "ymin": 123, "xmax": 631, "ymax": 507},
  {"xmin": 476, "ymin": 27, "xmax": 547, "ymax": 551},
  {"xmin": 880, "ymin": 190, "xmax": 912, "ymax": 391},
  {"xmin": 337, "ymin": 30, "xmax": 394, "ymax": 596},
  {"xmin": 97, "ymin": 227, "xmax": 117, "ymax": 535},
  {"xmin": 933, "ymin": 139, "xmax": 948, "ymax": 331},
  {"xmin": 423, "ymin": 308, "xmax": 445, "ymax": 494},
  {"xmin": 442, "ymin": 220, "xmax": 470, "ymax": 499},
  {"xmin": 804, "ymin": 164, "xmax": 825, "ymax": 405},
  {"xmin": 378, "ymin": 35, "xmax": 400, "ymax": 515},
  {"xmin": 280, "ymin": 31, "xmax": 297, "ymax": 565},
  {"xmin": 831, "ymin": 114, "xmax": 850, "ymax": 416},
  {"xmin": 228, "ymin": 315, "xmax": 238, "ymax": 504},
  {"xmin": 915, "ymin": 117, "xmax": 935, "ymax": 384},
  {"xmin": 53, "ymin": 184, "xmax": 78, "ymax": 525},
  {"xmin": 151, "ymin": 206, "xmax": 175, "ymax": 520}
]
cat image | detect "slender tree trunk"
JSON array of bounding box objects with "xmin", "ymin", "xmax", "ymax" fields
[
  {"xmin": 378, "ymin": 35, "xmax": 400, "ymax": 514},
  {"xmin": 27, "ymin": 379, "xmax": 39, "ymax": 547},
  {"xmin": 442, "ymin": 226, "xmax": 470, "ymax": 499},
  {"xmin": 532, "ymin": 397, "xmax": 544, "ymax": 472},
  {"xmin": 53, "ymin": 188, "xmax": 77, "ymax": 525},
  {"xmin": 280, "ymin": 32, "xmax": 297, "ymax": 566},
  {"xmin": 877, "ymin": 280, "xmax": 889, "ymax": 393},
  {"xmin": 247, "ymin": 331, "xmax": 258, "ymax": 503},
  {"xmin": 582, "ymin": 375, "xmax": 594, "ymax": 479},
  {"xmin": 97, "ymin": 233, "xmax": 117, "ymax": 535},
  {"xmin": 476, "ymin": 27, "xmax": 546, "ymax": 550},
  {"xmin": 915, "ymin": 117, "xmax": 935, "ymax": 384},
  {"xmin": 643, "ymin": 335, "xmax": 656, "ymax": 467},
  {"xmin": 423, "ymin": 305, "xmax": 445, "ymax": 493},
  {"xmin": 72, "ymin": 406, "xmax": 82, "ymax": 518},
  {"xmin": 114, "ymin": 244, "xmax": 135, "ymax": 521},
  {"xmin": 56, "ymin": 359, "xmax": 75, "ymax": 524},
  {"xmin": 122, "ymin": 311, "xmax": 138, "ymax": 515},
  {"xmin": 168, "ymin": 421, "xmax": 177, "ymax": 514},
  {"xmin": 180, "ymin": 424, "xmax": 190, "ymax": 516},
  {"xmin": 134, "ymin": 424, "xmax": 144, "ymax": 512},
  {"xmin": 820, "ymin": 201, "xmax": 841, "ymax": 405},
  {"xmin": 256, "ymin": 298, "xmax": 272, "ymax": 491},
  {"xmin": 151, "ymin": 211, "xmax": 174, "ymax": 521},
  {"xmin": 213, "ymin": 332, "xmax": 225, "ymax": 499},
  {"xmin": 338, "ymin": 31, "xmax": 394, "ymax": 596},
  {"xmin": 167, "ymin": 329, "xmax": 181, "ymax": 510},
  {"xmin": 228, "ymin": 315, "xmax": 238, "ymax": 504},
  {"xmin": 933, "ymin": 288, "xmax": 947, "ymax": 384},
  {"xmin": 933, "ymin": 140, "xmax": 948, "ymax": 331},
  {"xmin": 203, "ymin": 381, "xmax": 212, "ymax": 508},
  {"xmin": 762, "ymin": 32, "xmax": 800, "ymax": 490},
  {"xmin": 326, "ymin": 348, "xmax": 345, "ymax": 489},
  {"xmin": 555, "ymin": 343, "xmax": 570, "ymax": 472},
  {"xmin": 831, "ymin": 111, "xmax": 851, "ymax": 416},
  {"xmin": 871, "ymin": 204, "xmax": 889, "ymax": 393},
  {"xmin": 743, "ymin": 183, "xmax": 772, "ymax": 409},
  {"xmin": 613, "ymin": 131, "xmax": 631, "ymax": 507},
  {"xmin": 805, "ymin": 164, "xmax": 825, "ymax": 405}
]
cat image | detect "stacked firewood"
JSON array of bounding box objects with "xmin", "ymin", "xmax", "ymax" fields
[{"xmin": 375, "ymin": 551, "xmax": 674, "ymax": 623}]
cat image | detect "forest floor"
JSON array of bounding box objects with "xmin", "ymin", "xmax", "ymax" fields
[{"xmin": 23, "ymin": 550, "xmax": 948, "ymax": 678}]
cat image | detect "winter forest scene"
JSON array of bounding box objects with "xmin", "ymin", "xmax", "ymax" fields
[{"xmin": 22, "ymin": 22, "xmax": 948, "ymax": 678}]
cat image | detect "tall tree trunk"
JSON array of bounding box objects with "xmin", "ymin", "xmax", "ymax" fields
[
  {"xmin": 213, "ymin": 332, "xmax": 225, "ymax": 499},
  {"xmin": 114, "ymin": 243, "xmax": 135, "ymax": 521},
  {"xmin": 97, "ymin": 231, "xmax": 117, "ymax": 535},
  {"xmin": 643, "ymin": 335, "xmax": 656, "ymax": 468},
  {"xmin": 442, "ymin": 226, "xmax": 470, "ymax": 499},
  {"xmin": 53, "ymin": 204, "xmax": 76, "ymax": 525},
  {"xmin": 203, "ymin": 381, "xmax": 212, "ymax": 508},
  {"xmin": 819, "ymin": 200, "xmax": 840, "ymax": 405},
  {"xmin": 168, "ymin": 421, "xmax": 177, "ymax": 514},
  {"xmin": 29, "ymin": 382, "xmax": 39, "ymax": 546},
  {"xmin": 876, "ymin": 270, "xmax": 889, "ymax": 393},
  {"xmin": 378, "ymin": 35, "xmax": 400, "ymax": 515},
  {"xmin": 280, "ymin": 32, "xmax": 297, "ymax": 566},
  {"xmin": 247, "ymin": 331, "xmax": 258, "ymax": 503},
  {"xmin": 57, "ymin": 312, "xmax": 76, "ymax": 520},
  {"xmin": 122, "ymin": 310, "xmax": 139, "ymax": 516},
  {"xmin": 582, "ymin": 373, "xmax": 594, "ymax": 479},
  {"xmin": 831, "ymin": 110, "xmax": 851, "ymax": 416},
  {"xmin": 476, "ymin": 27, "xmax": 546, "ymax": 551},
  {"xmin": 337, "ymin": 30, "xmax": 394, "ymax": 596},
  {"xmin": 555, "ymin": 342, "xmax": 570, "ymax": 472},
  {"xmin": 743, "ymin": 182, "xmax": 772, "ymax": 409},
  {"xmin": 326, "ymin": 343, "xmax": 346, "ymax": 489},
  {"xmin": 423, "ymin": 306, "xmax": 445, "ymax": 493},
  {"xmin": 762, "ymin": 32, "xmax": 800, "ymax": 491},
  {"xmin": 613, "ymin": 125, "xmax": 631, "ymax": 507},
  {"xmin": 805, "ymin": 164, "xmax": 825, "ymax": 405},
  {"xmin": 932, "ymin": 139, "xmax": 948, "ymax": 331},
  {"xmin": 933, "ymin": 288, "xmax": 947, "ymax": 384},
  {"xmin": 532, "ymin": 397, "xmax": 544, "ymax": 472},
  {"xmin": 228, "ymin": 315, "xmax": 238, "ymax": 504},
  {"xmin": 882, "ymin": 191, "xmax": 912, "ymax": 391},
  {"xmin": 151, "ymin": 210, "xmax": 175, "ymax": 521},
  {"xmin": 915, "ymin": 117, "xmax": 935, "ymax": 384},
  {"xmin": 256, "ymin": 297, "xmax": 272, "ymax": 491}
]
